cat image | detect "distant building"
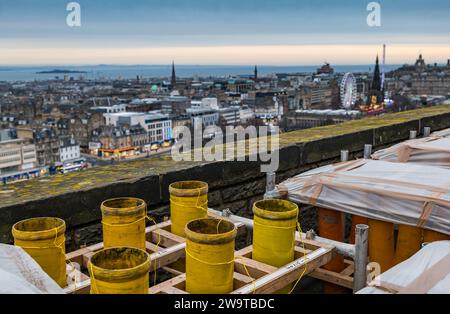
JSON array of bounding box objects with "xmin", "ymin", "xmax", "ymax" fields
[
  {"xmin": 0, "ymin": 138, "xmax": 39, "ymax": 184},
  {"xmin": 103, "ymin": 111, "xmax": 173, "ymax": 142},
  {"xmin": 227, "ymin": 79, "xmax": 254, "ymax": 93},
  {"xmin": 186, "ymin": 107, "xmax": 219, "ymax": 128},
  {"xmin": 219, "ymin": 106, "xmax": 241, "ymax": 126},
  {"xmin": 415, "ymin": 54, "xmax": 426, "ymax": 72},
  {"xmin": 0, "ymin": 128, "xmax": 17, "ymax": 142},
  {"xmin": 89, "ymin": 103, "xmax": 127, "ymax": 114},
  {"xmin": 285, "ymin": 109, "xmax": 363, "ymax": 131},
  {"xmin": 366, "ymin": 56, "xmax": 384, "ymax": 106},
  {"xmin": 59, "ymin": 136, "xmax": 81, "ymax": 164},
  {"xmin": 17, "ymin": 127, "xmax": 60, "ymax": 166},
  {"xmin": 161, "ymin": 96, "xmax": 190, "ymax": 115},
  {"xmin": 127, "ymin": 98, "xmax": 161, "ymax": 113},
  {"xmin": 317, "ymin": 63, "xmax": 335, "ymax": 75},
  {"xmin": 239, "ymin": 105, "xmax": 255, "ymax": 123},
  {"xmin": 171, "ymin": 61, "xmax": 177, "ymax": 90}
]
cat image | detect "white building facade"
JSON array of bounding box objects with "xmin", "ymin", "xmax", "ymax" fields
[
  {"xmin": 103, "ymin": 112, "xmax": 173, "ymax": 143},
  {"xmin": 59, "ymin": 137, "xmax": 81, "ymax": 164}
]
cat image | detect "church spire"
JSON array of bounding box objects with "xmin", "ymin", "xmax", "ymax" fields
[
  {"xmin": 254, "ymin": 65, "xmax": 258, "ymax": 80},
  {"xmin": 171, "ymin": 61, "xmax": 176, "ymax": 88},
  {"xmin": 371, "ymin": 55, "xmax": 382, "ymax": 92}
]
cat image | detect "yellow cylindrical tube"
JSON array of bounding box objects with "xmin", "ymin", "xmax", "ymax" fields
[
  {"xmin": 88, "ymin": 247, "xmax": 150, "ymax": 294},
  {"xmin": 368, "ymin": 219, "xmax": 395, "ymax": 273},
  {"xmin": 12, "ymin": 217, "xmax": 67, "ymax": 287},
  {"xmin": 101, "ymin": 198, "xmax": 146, "ymax": 250},
  {"xmin": 170, "ymin": 181, "xmax": 209, "ymax": 237},
  {"xmin": 185, "ymin": 218, "xmax": 237, "ymax": 294},
  {"xmin": 252, "ymin": 199, "xmax": 299, "ymax": 294},
  {"xmin": 394, "ymin": 225, "xmax": 422, "ymax": 265},
  {"xmin": 318, "ymin": 208, "xmax": 346, "ymax": 293},
  {"xmin": 423, "ymin": 229, "xmax": 450, "ymax": 243}
]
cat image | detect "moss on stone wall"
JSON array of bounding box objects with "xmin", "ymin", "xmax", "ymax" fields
[{"xmin": 1, "ymin": 105, "xmax": 450, "ymax": 208}]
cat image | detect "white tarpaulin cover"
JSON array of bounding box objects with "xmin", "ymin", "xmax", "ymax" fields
[
  {"xmin": 0, "ymin": 244, "xmax": 64, "ymax": 294},
  {"xmin": 372, "ymin": 128, "xmax": 450, "ymax": 168},
  {"xmin": 358, "ymin": 241, "xmax": 450, "ymax": 294},
  {"xmin": 270, "ymin": 159, "xmax": 450, "ymax": 235}
]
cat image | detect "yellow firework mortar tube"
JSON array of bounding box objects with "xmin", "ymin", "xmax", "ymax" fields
[
  {"xmin": 12, "ymin": 217, "xmax": 67, "ymax": 287},
  {"xmin": 88, "ymin": 247, "xmax": 151, "ymax": 294},
  {"xmin": 185, "ymin": 218, "xmax": 237, "ymax": 294},
  {"xmin": 101, "ymin": 198, "xmax": 147, "ymax": 250},
  {"xmin": 169, "ymin": 181, "xmax": 209, "ymax": 237},
  {"xmin": 252, "ymin": 199, "xmax": 299, "ymax": 294}
]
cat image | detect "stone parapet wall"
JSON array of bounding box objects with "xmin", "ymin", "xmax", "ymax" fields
[{"xmin": 1, "ymin": 105, "xmax": 450, "ymax": 250}]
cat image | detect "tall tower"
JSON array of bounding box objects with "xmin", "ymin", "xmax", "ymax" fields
[
  {"xmin": 381, "ymin": 44, "xmax": 386, "ymax": 93},
  {"xmin": 171, "ymin": 61, "xmax": 176, "ymax": 88},
  {"xmin": 371, "ymin": 55, "xmax": 382, "ymax": 92},
  {"xmin": 254, "ymin": 65, "xmax": 258, "ymax": 80}
]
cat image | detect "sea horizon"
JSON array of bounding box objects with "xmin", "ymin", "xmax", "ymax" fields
[{"xmin": 0, "ymin": 64, "xmax": 405, "ymax": 82}]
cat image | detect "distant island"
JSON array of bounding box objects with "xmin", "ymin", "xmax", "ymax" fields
[{"xmin": 36, "ymin": 69, "xmax": 87, "ymax": 74}]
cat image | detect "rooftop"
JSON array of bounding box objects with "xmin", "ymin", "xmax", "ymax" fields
[{"xmin": 1, "ymin": 105, "xmax": 450, "ymax": 244}]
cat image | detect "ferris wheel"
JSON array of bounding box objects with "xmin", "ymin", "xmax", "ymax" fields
[{"xmin": 340, "ymin": 73, "xmax": 357, "ymax": 110}]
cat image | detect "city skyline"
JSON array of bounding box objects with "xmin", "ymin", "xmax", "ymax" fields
[{"xmin": 0, "ymin": 0, "xmax": 449, "ymax": 65}]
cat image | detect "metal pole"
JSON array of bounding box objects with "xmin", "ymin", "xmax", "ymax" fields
[
  {"xmin": 353, "ymin": 224, "xmax": 369, "ymax": 293},
  {"xmin": 265, "ymin": 172, "xmax": 276, "ymax": 193},
  {"xmin": 209, "ymin": 208, "xmax": 356, "ymax": 259},
  {"xmin": 363, "ymin": 144, "xmax": 372, "ymax": 159},
  {"xmin": 341, "ymin": 150, "xmax": 349, "ymax": 162},
  {"xmin": 410, "ymin": 130, "xmax": 417, "ymax": 139},
  {"xmin": 423, "ymin": 127, "xmax": 431, "ymax": 137},
  {"xmin": 264, "ymin": 172, "xmax": 276, "ymax": 199}
]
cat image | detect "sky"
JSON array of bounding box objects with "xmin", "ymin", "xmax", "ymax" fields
[{"xmin": 0, "ymin": 0, "xmax": 449, "ymax": 65}]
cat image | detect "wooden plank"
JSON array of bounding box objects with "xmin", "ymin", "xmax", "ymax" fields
[
  {"xmin": 150, "ymin": 229, "xmax": 185, "ymax": 247},
  {"xmin": 234, "ymin": 257, "xmax": 277, "ymax": 279},
  {"xmin": 160, "ymin": 286, "xmax": 188, "ymax": 294},
  {"xmin": 295, "ymin": 232, "xmax": 334, "ymax": 251},
  {"xmin": 66, "ymin": 247, "xmax": 91, "ymax": 265},
  {"xmin": 235, "ymin": 245, "xmax": 253, "ymax": 258},
  {"xmin": 162, "ymin": 266, "xmax": 183, "ymax": 276},
  {"xmin": 64, "ymin": 279, "xmax": 91, "ymax": 294},
  {"xmin": 150, "ymin": 274, "xmax": 186, "ymax": 294},
  {"xmin": 83, "ymin": 252, "xmax": 95, "ymax": 267},
  {"xmin": 309, "ymin": 268, "xmax": 353, "ymax": 290},
  {"xmin": 232, "ymin": 246, "xmax": 333, "ymax": 294},
  {"xmin": 145, "ymin": 220, "xmax": 172, "ymax": 235},
  {"xmin": 233, "ymin": 272, "xmax": 254, "ymax": 289},
  {"xmin": 294, "ymin": 246, "xmax": 313, "ymax": 257},
  {"xmin": 340, "ymin": 263, "xmax": 354, "ymax": 277},
  {"xmin": 149, "ymin": 242, "xmax": 186, "ymax": 272}
]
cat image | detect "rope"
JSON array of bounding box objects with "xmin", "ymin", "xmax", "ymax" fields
[
  {"xmin": 185, "ymin": 248, "xmax": 257, "ymax": 294},
  {"xmin": 18, "ymin": 227, "xmax": 77, "ymax": 290},
  {"xmin": 183, "ymin": 218, "xmax": 258, "ymax": 294},
  {"xmin": 99, "ymin": 211, "xmax": 161, "ymax": 288},
  {"xmin": 253, "ymin": 219, "xmax": 309, "ymax": 294},
  {"xmin": 288, "ymin": 222, "xmax": 308, "ymax": 294}
]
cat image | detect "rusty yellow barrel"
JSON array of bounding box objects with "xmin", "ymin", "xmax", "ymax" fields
[
  {"xmin": 394, "ymin": 225, "xmax": 422, "ymax": 265},
  {"xmin": 12, "ymin": 217, "xmax": 67, "ymax": 287},
  {"xmin": 101, "ymin": 198, "xmax": 146, "ymax": 250},
  {"xmin": 88, "ymin": 247, "xmax": 151, "ymax": 294},
  {"xmin": 368, "ymin": 219, "xmax": 395, "ymax": 272},
  {"xmin": 423, "ymin": 229, "xmax": 450, "ymax": 243},
  {"xmin": 170, "ymin": 181, "xmax": 209, "ymax": 237},
  {"xmin": 185, "ymin": 218, "xmax": 237, "ymax": 294},
  {"xmin": 252, "ymin": 199, "xmax": 299, "ymax": 293}
]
